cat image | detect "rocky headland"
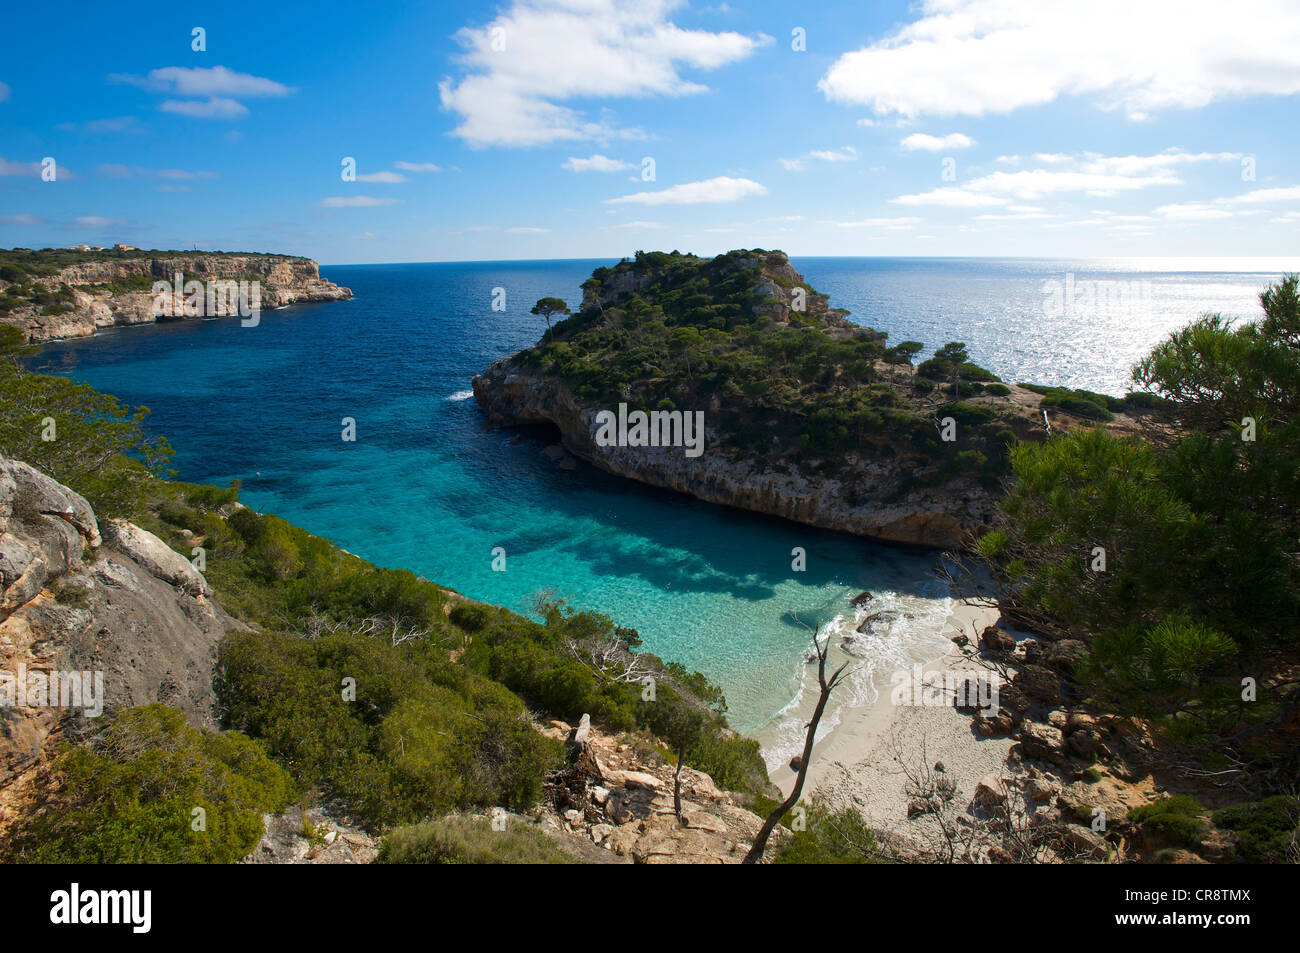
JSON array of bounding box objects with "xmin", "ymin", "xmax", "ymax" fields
[
  {"xmin": 0, "ymin": 251, "xmax": 351, "ymax": 343},
  {"xmin": 474, "ymin": 250, "xmax": 1135, "ymax": 549}
]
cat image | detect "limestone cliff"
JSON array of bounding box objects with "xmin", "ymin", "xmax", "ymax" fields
[
  {"xmin": 474, "ymin": 358, "xmax": 995, "ymax": 548},
  {"xmin": 1, "ymin": 253, "xmax": 351, "ymax": 343},
  {"xmin": 0, "ymin": 453, "xmax": 245, "ymax": 831}
]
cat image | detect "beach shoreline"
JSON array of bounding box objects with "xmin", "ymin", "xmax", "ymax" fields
[{"xmin": 767, "ymin": 598, "xmax": 1015, "ymax": 832}]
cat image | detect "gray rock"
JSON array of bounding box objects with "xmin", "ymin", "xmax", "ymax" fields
[{"xmin": 104, "ymin": 519, "xmax": 211, "ymax": 597}]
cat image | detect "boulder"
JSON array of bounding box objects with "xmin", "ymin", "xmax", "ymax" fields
[
  {"xmin": 975, "ymin": 709, "xmax": 1018, "ymax": 736},
  {"xmin": 974, "ymin": 774, "xmax": 1009, "ymax": 807},
  {"xmin": 1025, "ymin": 777, "xmax": 1058, "ymax": 803},
  {"xmin": 1013, "ymin": 664, "xmax": 1062, "ymax": 705},
  {"xmin": 1020, "ymin": 722, "xmax": 1067, "ymax": 764},
  {"xmin": 980, "ymin": 625, "xmax": 1015, "ymax": 654},
  {"xmin": 1068, "ymin": 728, "xmax": 1103, "ymax": 758},
  {"xmin": 603, "ymin": 769, "xmax": 661, "ymax": 790},
  {"xmin": 1061, "ymin": 825, "xmax": 1108, "ymax": 859},
  {"xmin": 5, "ymin": 459, "xmax": 100, "ymax": 548},
  {"xmin": 104, "ymin": 519, "xmax": 211, "ymax": 597}
]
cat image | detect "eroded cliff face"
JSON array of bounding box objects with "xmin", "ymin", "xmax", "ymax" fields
[
  {"xmin": 473, "ymin": 359, "xmax": 996, "ymax": 549},
  {"xmin": 0, "ymin": 454, "xmax": 245, "ymax": 830},
  {"xmin": 2, "ymin": 254, "xmax": 352, "ymax": 343}
]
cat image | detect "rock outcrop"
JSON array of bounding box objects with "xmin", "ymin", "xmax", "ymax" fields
[
  {"xmin": 1, "ymin": 253, "xmax": 351, "ymax": 343},
  {"xmin": 475, "ymin": 360, "xmax": 994, "ymax": 548},
  {"xmin": 0, "ymin": 453, "xmax": 246, "ymax": 831},
  {"xmin": 539, "ymin": 716, "xmax": 782, "ymax": 864}
]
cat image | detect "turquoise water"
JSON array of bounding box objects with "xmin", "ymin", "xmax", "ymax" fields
[{"xmin": 26, "ymin": 257, "xmax": 1287, "ymax": 762}]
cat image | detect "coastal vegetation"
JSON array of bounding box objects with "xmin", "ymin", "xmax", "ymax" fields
[
  {"xmin": 522, "ymin": 249, "xmax": 1018, "ymax": 489},
  {"xmin": 2, "ymin": 705, "xmax": 294, "ymax": 864},
  {"xmin": 0, "ymin": 246, "xmax": 307, "ymax": 276},
  {"xmin": 0, "ymin": 322, "xmax": 765, "ymax": 861},
  {"xmin": 977, "ymin": 274, "xmax": 1300, "ymax": 803}
]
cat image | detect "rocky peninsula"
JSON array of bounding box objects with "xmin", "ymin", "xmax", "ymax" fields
[
  {"xmin": 0, "ymin": 250, "xmax": 351, "ymax": 343},
  {"xmin": 475, "ymin": 249, "xmax": 1132, "ymax": 549}
]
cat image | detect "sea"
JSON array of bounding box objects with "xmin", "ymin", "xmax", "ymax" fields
[{"xmin": 25, "ymin": 256, "xmax": 1293, "ymax": 768}]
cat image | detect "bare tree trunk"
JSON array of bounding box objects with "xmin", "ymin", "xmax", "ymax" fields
[
  {"xmin": 743, "ymin": 624, "xmax": 848, "ymax": 864},
  {"xmin": 674, "ymin": 738, "xmax": 686, "ymax": 823}
]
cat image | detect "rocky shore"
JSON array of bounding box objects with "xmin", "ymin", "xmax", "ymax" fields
[{"xmin": 1, "ymin": 253, "xmax": 351, "ymax": 343}]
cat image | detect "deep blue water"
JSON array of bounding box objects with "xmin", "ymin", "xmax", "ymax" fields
[{"xmin": 25, "ymin": 257, "xmax": 1287, "ymax": 760}]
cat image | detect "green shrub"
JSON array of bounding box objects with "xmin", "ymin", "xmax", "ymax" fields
[
  {"xmin": 1213, "ymin": 796, "xmax": 1299, "ymax": 863},
  {"xmin": 217, "ymin": 628, "xmax": 562, "ymax": 827},
  {"xmin": 984, "ymin": 383, "xmax": 1011, "ymax": 397},
  {"xmin": 2, "ymin": 704, "xmax": 293, "ymax": 864},
  {"xmin": 1129, "ymin": 796, "xmax": 1208, "ymax": 848},
  {"xmin": 377, "ymin": 814, "xmax": 576, "ymax": 864},
  {"xmin": 774, "ymin": 797, "xmax": 876, "ymax": 864}
]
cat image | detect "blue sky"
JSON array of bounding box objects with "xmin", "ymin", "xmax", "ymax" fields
[{"xmin": 1, "ymin": 0, "xmax": 1298, "ymax": 264}]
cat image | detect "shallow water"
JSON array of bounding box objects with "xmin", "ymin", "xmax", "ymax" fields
[{"xmin": 26, "ymin": 257, "xmax": 1286, "ymax": 762}]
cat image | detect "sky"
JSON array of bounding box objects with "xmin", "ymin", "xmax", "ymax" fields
[{"xmin": 1, "ymin": 0, "xmax": 1298, "ymax": 264}]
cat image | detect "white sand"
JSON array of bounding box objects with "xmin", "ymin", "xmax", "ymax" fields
[{"xmin": 768, "ymin": 599, "xmax": 1016, "ymax": 833}]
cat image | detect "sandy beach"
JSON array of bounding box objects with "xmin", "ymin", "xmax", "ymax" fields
[{"xmin": 767, "ymin": 599, "xmax": 1017, "ymax": 833}]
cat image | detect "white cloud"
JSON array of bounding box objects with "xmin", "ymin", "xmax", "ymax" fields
[
  {"xmin": 114, "ymin": 65, "xmax": 290, "ymax": 120},
  {"xmin": 892, "ymin": 150, "xmax": 1242, "ymax": 206},
  {"xmin": 74, "ymin": 216, "xmax": 124, "ymax": 228},
  {"xmin": 0, "ymin": 82, "xmax": 9, "ymax": 102},
  {"xmin": 604, "ymin": 176, "xmax": 766, "ymax": 205},
  {"xmin": 395, "ymin": 161, "xmax": 442, "ymax": 173},
  {"xmin": 319, "ymin": 196, "xmax": 400, "ymax": 208},
  {"xmin": 506, "ymin": 226, "xmax": 551, "ymax": 233},
  {"xmin": 780, "ymin": 146, "xmax": 856, "ymax": 170},
  {"xmin": 112, "ymin": 66, "xmax": 292, "ymax": 98},
  {"xmin": 0, "ymin": 214, "xmax": 42, "ymax": 225},
  {"xmin": 563, "ymin": 154, "xmax": 634, "ymax": 172},
  {"xmin": 99, "ymin": 164, "xmax": 216, "ymax": 180},
  {"xmin": 892, "ymin": 188, "xmax": 1005, "ymax": 208},
  {"xmin": 834, "ymin": 216, "xmax": 919, "ymax": 229},
  {"xmin": 160, "ymin": 97, "xmax": 249, "ymax": 119},
  {"xmin": 357, "ymin": 171, "xmax": 407, "ymax": 183},
  {"xmin": 1227, "ymin": 185, "xmax": 1300, "ymax": 204},
  {"xmin": 1156, "ymin": 184, "xmax": 1300, "ymax": 219},
  {"xmin": 0, "ymin": 158, "xmax": 43, "ymax": 176},
  {"xmin": 439, "ymin": 0, "xmax": 767, "ymax": 147},
  {"xmin": 608, "ymin": 220, "xmax": 665, "ymax": 229},
  {"xmin": 818, "ymin": 0, "xmax": 1300, "ymax": 120},
  {"xmin": 57, "ymin": 116, "xmax": 145, "ymax": 134},
  {"xmin": 899, "ymin": 132, "xmax": 974, "ymax": 152},
  {"xmin": 808, "ymin": 146, "xmax": 858, "ymax": 162}
]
